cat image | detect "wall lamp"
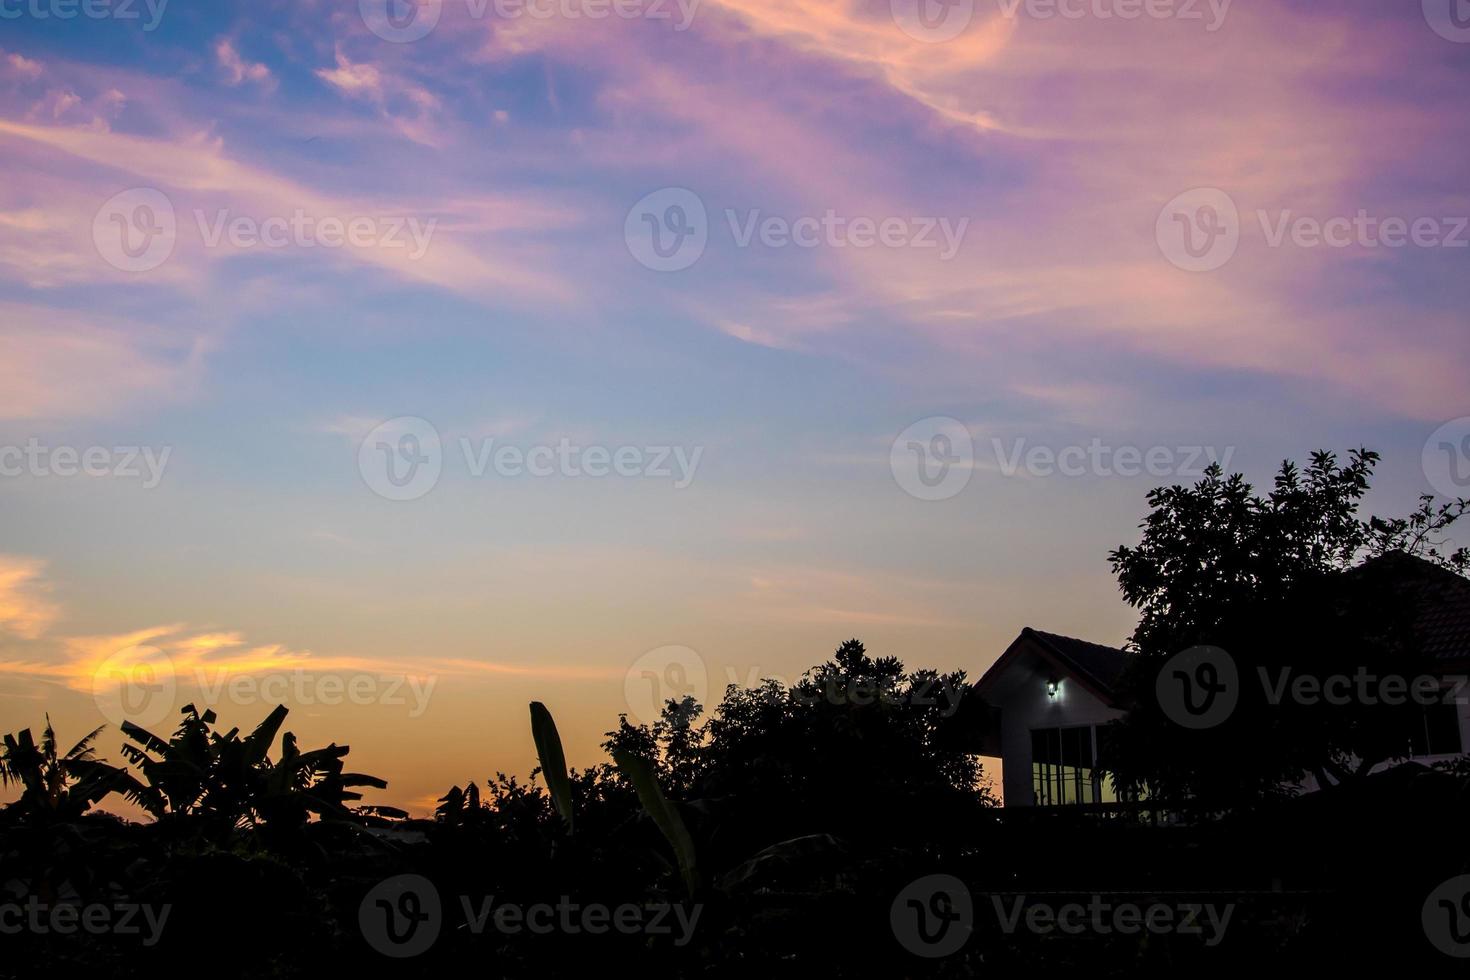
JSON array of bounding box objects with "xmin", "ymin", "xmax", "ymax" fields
[{"xmin": 1046, "ymin": 679, "xmax": 1060, "ymax": 698}]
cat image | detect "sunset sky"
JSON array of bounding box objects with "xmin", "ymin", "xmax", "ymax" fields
[{"xmin": 1, "ymin": 0, "xmax": 1467, "ymax": 815}]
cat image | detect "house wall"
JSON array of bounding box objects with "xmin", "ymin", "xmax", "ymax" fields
[{"xmin": 993, "ymin": 654, "xmax": 1124, "ymax": 806}]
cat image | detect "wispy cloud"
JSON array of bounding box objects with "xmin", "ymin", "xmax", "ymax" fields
[
  {"xmin": 215, "ymin": 38, "xmax": 276, "ymax": 91},
  {"xmin": 0, "ymin": 556, "xmax": 58, "ymax": 640}
]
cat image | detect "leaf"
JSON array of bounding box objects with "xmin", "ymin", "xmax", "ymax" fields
[
  {"xmin": 119, "ymin": 721, "xmax": 170, "ymax": 757},
  {"xmin": 241, "ymin": 705, "xmax": 289, "ymax": 765},
  {"xmin": 612, "ymin": 748, "xmax": 699, "ymax": 895},
  {"xmin": 529, "ymin": 701, "xmax": 574, "ymax": 834}
]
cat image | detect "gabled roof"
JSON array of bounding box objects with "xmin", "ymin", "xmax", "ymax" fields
[
  {"xmin": 1026, "ymin": 629, "xmax": 1131, "ymax": 694},
  {"xmin": 1348, "ymin": 551, "xmax": 1470, "ymax": 665},
  {"xmin": 975, "ymin": 627, "xmax": 1130, "ymax": 707},
  {"xmin": 974, "ymin": 554, "xmax": 1470, "ymax": 708}
]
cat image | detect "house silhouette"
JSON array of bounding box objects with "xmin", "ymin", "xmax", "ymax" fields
[{"xmin": 976, "ymin": 552, "xmax": 1470, "ymax": 806}]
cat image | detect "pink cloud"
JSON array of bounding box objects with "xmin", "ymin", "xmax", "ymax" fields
[{"xmin": 215, "ymin": 38, "xmax": 276, "ymax": 90}]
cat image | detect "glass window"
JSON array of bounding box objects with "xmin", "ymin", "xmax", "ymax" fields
[
  {"xmin": 1031, "ymin": 725, "xmax": 1103, "ymax": 805},
  {"xmin": 1410, "ymin": 698, "xmax": 1464, "ymax": 757}
]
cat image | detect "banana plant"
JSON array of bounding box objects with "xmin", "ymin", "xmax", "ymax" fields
[
  {"xmin": 612, "ymin": 747, "xmax": 699, "ymax": 895},
  {"xmin": 120, "ymin": 703, "xmax": 387, "ymax": 831},
  {"xmin": 529, "ymin": 701, "xmax": 574, "ymax": 834},
  {"xmin": 0, "ymin": 718, "xmax": 144, "ymax": 822}
]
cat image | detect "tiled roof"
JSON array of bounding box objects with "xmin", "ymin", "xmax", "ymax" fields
[
  {"xmin": 1022, "ymin": 628, "xmax": 1130, "ymax": 696},
  {"xmin": 1349, "ymin": 551, "xmax": 1470, "ymax": 663},
  {"xmin": 981, "ymin": 553, "xmax": 1469, "ymax": 702}
]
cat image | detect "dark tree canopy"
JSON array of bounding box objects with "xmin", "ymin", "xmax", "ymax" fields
[
  {"xmin": 1103, "ymin": 450, "xmax": 1468, "ymax": 805},
  {"xmin": 603, "ymin": 639, "xmax": 994, "ymax": 861}
]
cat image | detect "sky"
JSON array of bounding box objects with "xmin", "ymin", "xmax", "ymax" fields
[{"xmin": 0, "ymin": 0, "xmax": 1467, "ymax": 816}]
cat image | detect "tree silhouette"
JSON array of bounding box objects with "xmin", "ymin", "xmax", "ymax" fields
[
  {"xmin": 1103, "ymin": 450, "xmax": 1468, "ymax": 805},
  {"xmin": 0, "ymin": 718, "xmax": 142, "ymax": 824},
  {"xmin": 119, "ymin": 703, "xmax": 389, "ymax": 840}
]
